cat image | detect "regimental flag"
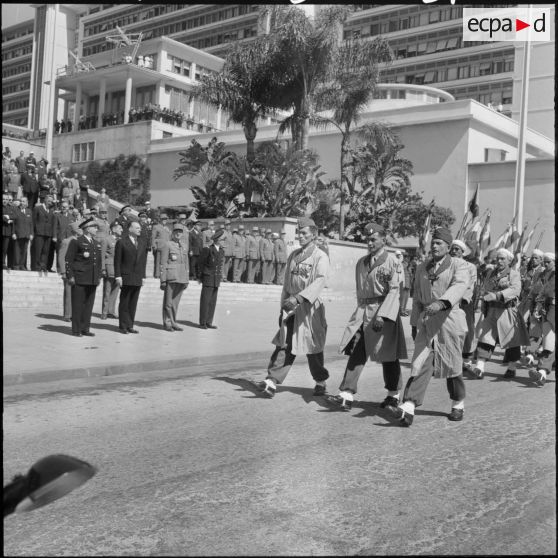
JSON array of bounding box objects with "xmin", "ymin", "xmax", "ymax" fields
[
  {"xmin": 511, "ymin": 223, "xmax": 529, "ymax": 270},
  {"xmin": 521, "ymin": 219, "xmax": 539, "ymax": 254},
  {"xmin": 479, "ymin": 210, "xmax": 491, "ymax": 260},
  {"xmin": 419, "ymin": 199, "xmax": 435, "ymax": 257},
  {"xmin": 456, "ymin": 184, "xmax": 480, "ymax": 240},
  {"xmin": 505, "ymin": 219, "xmax": 520, "ymax": 251},
  {"xmin": 463, "ymin": 212, "xmax": 484, "ymax": 258}
]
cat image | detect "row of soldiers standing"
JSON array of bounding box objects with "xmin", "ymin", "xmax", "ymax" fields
[{"xmin": 151, "ymin": 217, "xmax": 289, "ymax": 286}]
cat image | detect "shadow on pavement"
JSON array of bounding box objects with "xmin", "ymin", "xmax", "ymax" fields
[
  {"xmin": 35, "ymin": 313, "xmax": 65, "ymax": 321},
  {"xmin": 212, "ymin": 376, "xmax": 265, "ymax": 398},
  {"xmin": 37, "ymin": 324, "xmax": 73, "ymax": 335},
  {"xmin": 176, "ymin": 319, "xmax": 203, "ymax": 330}
]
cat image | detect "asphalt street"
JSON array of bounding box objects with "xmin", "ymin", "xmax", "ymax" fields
[{"xmin": 3, "ymin": 355, "xmax": 556, "ymax": 556}]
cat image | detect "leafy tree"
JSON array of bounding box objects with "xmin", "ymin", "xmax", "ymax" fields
[
  {"xmin": 173, "ymin": 137, "xmax": 239, "ymax": 218},
  {"xmin": 73, "ymin": 154, "xmax": 150, "ymax": 205},
  {"xmin": 311, "ymin": 180, "xmax": 341, "ymax": 235},
  {"xmin": 394, "ymin": 202, "xmax": 456, "ymax": 239}
]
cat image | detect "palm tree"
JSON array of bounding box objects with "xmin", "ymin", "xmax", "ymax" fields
[
  {"xmin": 311, "ymin": 37, "xmax": 393, "ymax": 235},
  {"xmin": 261, "ymin": 5, "xmax": 351, "ymax": 150},
  {"xmin": 190, "ymin": 39, "xmax": 279, "ymax": 208}
]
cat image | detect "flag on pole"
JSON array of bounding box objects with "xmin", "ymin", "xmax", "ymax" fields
[
  {"xmin": 419, "ymin": 199, "xmax": 435, "ymax": 257},
  {"xmin": 468, "ymin": 183, "xmax": 480, "ymax": 219},
  {"xmin": 493, "ymin": 219, "xmax": 514, "ymax": 251},
  {"xmin": 505, "ymin": 218, "xmax": 520, "ymax": 251},
  {"xmin": 511, "ymin": 223, "xmax": 529, "ymax": 270},
  {"xmin": 521, "ymin": 219, "xmax": 539, "ymax": 253},
  {"xmin": 478, "ymin": 210, "xmax": 491, "ymax": 261},
  {"xmin": 457, "ymin": 184, "xmax": 480, "ymax": 240},
  {"xmin": 462, "ymin": 210, "xmax": 485, "ymax": 258}
]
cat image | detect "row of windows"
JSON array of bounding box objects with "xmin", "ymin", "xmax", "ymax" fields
[
  {"xmin": 1, "ymin": 43, "xmax": 33, "ymax": 62},
  {"xmin": 2, "ymin": 81, "xmax": 30, "ymax": 95},
  {"xmin": 449, "ymin": 82, "xmax": 514, "ymax": 106},
  {"xmin": 382, "ymin": 54, "xmax": 514, "ymax": 86},
  {"xmin": 3, "ymin": 98, "xmax": 29, "ymax": 112},
  {"xmin": 83, "ymin": 4, "xmax": 258, "ymax": 39},
  {"xmin": 73, "ymin": 142, "xmax": 95, "ymax": 163},
  {"xmin": 2, "ymin": 25, "xmax": 34, "ymax": 44},
  {"xmin": 186, "ymin": 26, "xmax": 258, "ymax": 50},
  {"xmin": 2, "ymin": 63, "xmax": 32, "ymax": 78}
]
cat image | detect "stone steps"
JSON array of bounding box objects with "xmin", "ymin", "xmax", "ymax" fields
[{"xmin": 2, "ymin": 270, "xmax": 350, "ymax": 308}]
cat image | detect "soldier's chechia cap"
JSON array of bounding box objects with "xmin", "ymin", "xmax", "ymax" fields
[
  {"xmin": 79, "ymin": 217, "xmax": 98, "ymax": 229},
  {"xmin": 160, "ymin": 213, "xmax": 168, "ymax": 219},
  {"xmin": 364, "ymin": 222, "xmax": 384, "ymax": 235},
  {"xmin": 212, "ymin": 229, "xmax": 224, "ymax": 241},
  {"xmin": 297, "ymin": 217, "xmax": 316, "ymax": 229},
  {"xmin": 432, "ymin": 227, "xmax": 453, "ymax": 245},
  {"xmin": 119, "ymin": 205, "xmax": 131, "ymax": 214},
  {"xmin": 173, "ymin": 224, "xmax": 185, "ymax": 232}
]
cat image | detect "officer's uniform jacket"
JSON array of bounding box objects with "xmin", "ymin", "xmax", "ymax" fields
[
  {"xmin": 339, "ymin": 249, "xmax": 407, "ymax": 362},
  {"xmin": 65, "ymin": 234, "xmax": 102, "ymax": 285},
  {"xmin": 273, "ymin": 238, "xmax": 288, "ymax": 263},
  {"xmin": 201, "ymin": 228, "xmax": 214, "ymax": 248},
  {"xmin": 260, "ymin": 237, "xmax": 274, "ymax": 261},
  {"xmin": 100, "ymin": 234, "xmax": 118, "ymax": 277},
  {"xmin": 222, "ymin": 230, "xmax": 234, "ymax": 257},
  {"xmin": 199, "ymin": 244, "xmax": 223, "ymax": 287},
  {"xmin": 410, "ymin": 255, "xmax": 469, "ymax": 378},
  {"xmin": 476, "ymin": 266, "xmax": 530, "ymax": 348},
  {"xmin": 160, "ymin": 238, "xmax": 189, "ymax": 284},
  {"xmin": 151, "ymin": 223, "xmax": 171, "ymax": 251},
  {"xmin": 272, "ymin": 243, "xmax": 329, "ymax": 355},
  {"xmin": 57, "ymin": 236, "xmax": 74, "ymax": 277},
  {"xmin": 94, "ymin": 218, "xmax": 110, "ymax": 242},
  {"xmin": 53, "ymin": 211, "xmax": 72, "ymax": 241},
  {"xmin": 461, "ymin": 259, "xmax": 478, "ymax": 304},
  {"xmin": 245, "ymin": 233, "xmax": 259, "ymax": 260},
  {"xmin": 531, "ymin": 268, "xmax": 555, "ymax": 337},
  {"xmin": 232, "ymin": 232, "xmax": 246, "ymax": 258}
]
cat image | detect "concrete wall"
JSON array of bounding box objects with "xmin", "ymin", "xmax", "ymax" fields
[{"xmin": 467, "ymin": 157, "xmax": 554, "ymax": 253}]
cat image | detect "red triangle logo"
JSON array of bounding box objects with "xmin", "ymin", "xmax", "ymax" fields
[{"xmin": 516, "ymin": 19, "xmax": 530, "ymax": 32}]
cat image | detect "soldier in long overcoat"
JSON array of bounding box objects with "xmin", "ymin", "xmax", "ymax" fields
[
  {"xmin": 472, "ymin": 247, "xmax": 530, "ymax": 380},
  {"xmin": 151, "ymin": 214, "xmax": 171, "ymax": 278},
  {"xmin": 231, "ymin": 226, "xmax": 246, "ymax": 282},
  {"xmin": 258, "ymin": 217, "xmax": 330, "ymax": 398},
  {"xmin": 528, "ymin": 252, "xmax": 555, "ymax": 386},
  {"xmin": 100, "ymin": 220, "xmax": 122, "ymax": 319},
  {"xmin": 327, "ymin": 223, "xmax": 407, "ymax": 411},
  {"xmin": 160, "ymin": 224, "xmax": 189, "ymax": 331},
  {"xmin": 388, "ymin": 228, "xmax": 469, "ymax": 426}
]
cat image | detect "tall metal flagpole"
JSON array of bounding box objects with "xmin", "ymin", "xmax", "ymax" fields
[
  {"xmin": 512, "ymin": 4, "xmax": 532, "ymax": 231},
  {"xmin": 44, "ymin": 4, "xmax": 59, "ymax": 168}
]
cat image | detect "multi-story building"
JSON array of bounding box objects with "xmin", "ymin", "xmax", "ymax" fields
[{"xmin": 2, "ymin": 4, "xmax": 554, "ymax": 138}]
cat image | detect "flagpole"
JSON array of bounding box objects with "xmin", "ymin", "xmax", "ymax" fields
[
  {"xmin": 513, "ymin": 4, "xmax": 532, "ymax": 231},
  {"xmin": 534, "ymin": 230, "xmax": 544, "ymax": 249}
]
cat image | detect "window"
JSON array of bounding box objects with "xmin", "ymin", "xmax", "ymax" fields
[
  {"xmin": 479, "ymin": 62, "xmax": 492, "ymax": 76},
  {"xmin": 426, "ymin": 41, "xmax": 437, "ymax": 54},
  {"xmin": 447, "ymin": 67, "xmax": 458, "ymax": 81},
  {"xmin": 72, "ymin": 142, "xmax": 95, "ymax": 163},
  {"xmin": 429, "ymin": 10, "xmax": 440, "ymax": 23},
  {"xmin": 447, "ymin": 37, "xmax": 459, "ymax": 49},
  {"xmin": 424, "ymin": 71, "xmax": 436, "ymax": 83},
  {"xmin": 458, "ymin": 65, "xmax": 470, "ymax": 79},
  {"xmin": 436, "ymin": 39, "xmax": 447, "ymax": 51},
  {"xmin": 417, "ymin": 42, "xmax": 427, "ymax": 55}
]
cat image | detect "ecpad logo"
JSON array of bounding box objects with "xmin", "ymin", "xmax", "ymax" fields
[{"xmin": 463, "ymin": 7, "xmax": 551, "ymax": 42}]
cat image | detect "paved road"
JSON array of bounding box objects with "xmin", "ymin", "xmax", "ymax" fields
[{"xmin": 3, "ymin": 356, "xmax": 555, "ymax": 556}]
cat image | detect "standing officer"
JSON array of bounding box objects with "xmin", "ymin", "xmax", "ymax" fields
[
  {"xmin": 151, "ymin": 213, "xmax": 171, "ymax": 278},
  {"xmin": 221, "ymin": 220, "xmax": 234, "ymax": 281},
  {"xmin": 387, "ymin": 228, "xmax": 469, "ymax": 426},
  {"xmin": 326, "ymin": 223, "xmax": 407, "ymax": 411},
  {"xmin": 245, "ymin": 226, "xmax": 260, "ymax": 283},
  {"xmin": 58, "ymin": 222, "xmax": 82, "ymax": 322},
  {"xmin": 2, "ymin": 192, "xmax": 16, "ymax": 269},
  {"xmin": 273, "ymin": 232, "xmax": 288, "ymax": 285},
  {"xmin": 232, "ymin": 225, "xmax": 246, "ymax": 283},
  {"xmin": 257, "ymin": 217, "xmax": 330, "ymax": 398},
  {"xmin": 201, "ymin": 220, "xmax": 215, "ymax": 248},
  {"xmin": 32, "ymin": 194, "xmax": 55, "ymax": 272},
  {"xmin": 114, "ymin": 220, "xmax": 148, "ymax": 334},
  {"xmin": 188, "ymin": 219, "xmax": 202, "ymax": 280},
  {"xmin": 260, "ymin": 229, "xmax": 275, "ymax": 284},
  {"xmin": 100, "ymin": 220, "xmax": 122, "ymax": 320},
  {"xmin": 160, "ymin": 223, "xmax": 189, "ymax": 332},
  {"xmin": 65, "ymin": 217, "xmax": 102, "ymax": 337},
  {"xmin": 198, "ymin": 228, "xmax": 225, "ymax": 329}
]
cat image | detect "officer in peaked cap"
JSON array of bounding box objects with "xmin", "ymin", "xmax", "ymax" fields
[
  {"xmin": 65, "ymin": 216, "xmax": 102, "ymax": 337},
  {"xmin": 198, "ymin": 227, "xmax": 226, "ymax": 329}
]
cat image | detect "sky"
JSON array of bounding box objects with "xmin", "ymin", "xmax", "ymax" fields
[{"xmin": 2, "ymin": 3, "xmax": 34, "ymax": 29}]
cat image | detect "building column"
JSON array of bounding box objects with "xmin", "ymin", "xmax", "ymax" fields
[
  {"xmin": 106, "ymin": 92, "xmax": 113, "ymax": 114},
  {"xmin": 53, "ymin": 86, "xmax": 60, "ymax": 125},
  {"xmin": 154, "ymin": 80, "xmax": 164, "ymax": 105},
  {"xmin": 74, "ymin": 82, "xmax": 82, "ymax": 131},
  {"xmin": 124, "ymin": 75, "xmax": 133, "ymax": 124},
  {"xmin": 98, "ymin": 78, "xmax": 106, "ymax": 128}
]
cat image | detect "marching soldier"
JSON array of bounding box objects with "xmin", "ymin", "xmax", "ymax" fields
[
  {"xmin": 257, "ymin": 217, "xmax": 330, "ymax": 398},
  {"xmin": 326, "ymin": 223, "xmax": 407, "ymax": 411},
  {"xmin": 528, "ymin": 252, "xmax": 555, "ymax": 386},
  {"xmin": 65, "ymin": 217, "xmax": 102, "ymax": 337},
  {"xmin": 471, "ymin": 248, "xmax": 530, "ymax": 380},
  {"xmin": 387, "ymin": 228, "xmax": 469, "ymax": 426},
  {"xmin": 160, "ymin": 223, "xmax": 189, "ymax": 332},
  {"xmin": 449, "ymin": 239, "xmax": 478, "ymax": 374}
]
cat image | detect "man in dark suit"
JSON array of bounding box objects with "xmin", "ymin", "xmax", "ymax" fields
[
  {"xmin": 65, "ymin": 217, "xmax": 102, "ymax": 336},
  {"xmin": 114, "ymin": 220, "xmax": 147, "ymax": 334},
  {"xmin": 198, "ymin": 228, "xmax": 225, "ymax": 329},
  {"xmin": 188, "ymin": 219, "xmax": 202, "ymax": 280},
  {"xmin": 12, "ymin": 196, "xmax": 33, "ymax": 270},
  {"xmin": 53, "ymin": 199, "xmax": 73, "ymax": 273},
  {"xmin": 32, "ymin": 194, "xmax": 55, "ymax": 271},
  {"xmin": 21, "ymin": 167, "xmax": 39, "ymax": 209},
  {"xmin": 2, "ymin": 192, "xmax": 15, "ymax": 269}
]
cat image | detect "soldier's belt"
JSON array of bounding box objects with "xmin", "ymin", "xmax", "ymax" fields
[
  {"xmin": 359, "ymin": 296, "xmax": 386, "ymax": 305},
  {"xmin": 488, "ymin": 299, "xmax": 517, "ymax": 309}
]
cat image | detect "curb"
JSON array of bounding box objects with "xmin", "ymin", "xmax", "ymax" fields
[{"xmin": 3, "ymin": 345, "xmax": 345, "ymax": 388}]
